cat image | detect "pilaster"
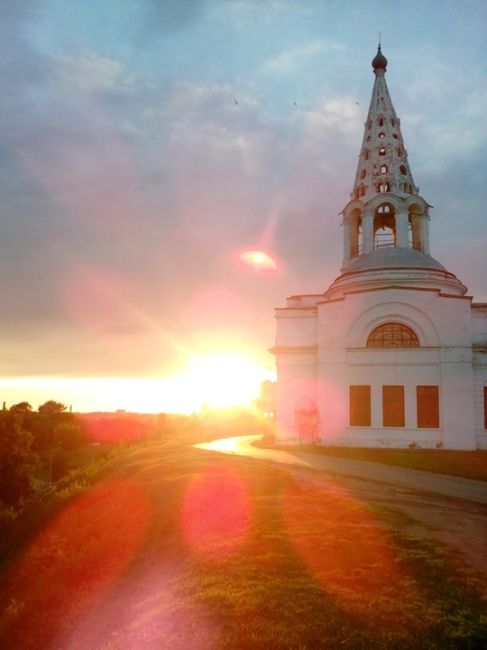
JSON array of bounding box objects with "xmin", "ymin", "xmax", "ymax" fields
[
  {"xmin": 342, "ymin": 218, "xmax": 351, "ymax": 265},
  {"xmin": 362, "ymin": 210, "xmax": 374, "ymax": 253},
  {"xmin": 396, "ymin": 210, "xmax": 409, "ymax": 248}
]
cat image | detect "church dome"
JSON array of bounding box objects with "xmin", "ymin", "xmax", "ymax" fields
[
  {"xmin": 372, "ymin": 45, "xmax": 387, "ymax": 71},
  {"xmin": 342, "ymin": 247, "xmax": 446, "ymax": 273},
  {"xmin": 326, "ymin": 247, "xmax": 467, "ymax": 299}
]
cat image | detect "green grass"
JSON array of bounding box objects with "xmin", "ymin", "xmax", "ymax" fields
[
  {"xmin": 1, "ymin": 436, "xmax": 486, "ymax": 649},
  {"xmin": 270, "ymin": 445, "xmax": 487, "ymax": 482}
]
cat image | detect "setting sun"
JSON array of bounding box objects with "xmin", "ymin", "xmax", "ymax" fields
[
  {"xmin": 183, "ymin": 352, "xmax": 264, "ymax": 409},
  {"xmin": 0, "ymin": 351, "xmax": 269, "ymax": 414}
]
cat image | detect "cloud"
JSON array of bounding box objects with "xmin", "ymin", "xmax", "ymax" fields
[
  {"xmin": 227, "ymin": 0, "xmax": 313, "ymax": 19},
  {"xmin": 137, "ymin": 0, "xmax": 208, "ymax": 37},
  {"xmin": 56, "ymin": 52, "xmax": 135, "ymax": 94},
  {"xmin": 300, "ymin": 96, "xmax": 362, "ymax": 145},
  {"xmin": 396, "ymin": 54, "xmax": 487, "ymax": 172},
  {"xmin": 0, "ymin": 1, "xmax": 485, "ymax": 383},
  {"xmin": 262, "ymin": 40, "xmax": 345, "ymax": 75}
]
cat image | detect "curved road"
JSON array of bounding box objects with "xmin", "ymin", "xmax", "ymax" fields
[{"xmin": 196, "ymin": 435, "xmax": 487, "ymax": 504}]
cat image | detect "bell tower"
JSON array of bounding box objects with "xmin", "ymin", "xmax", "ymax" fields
[
  {"xmin": 273, "ymin": 45, "xmax": 484, "ymax": 451},
  {"xmin": 342, "ymin": 45, "xmax": 430, "ymax": 269}
]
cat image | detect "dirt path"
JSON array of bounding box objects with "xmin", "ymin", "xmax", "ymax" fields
[{"xmin": 196, "ymin": 435, "xmax": 487, "ymax": 574}]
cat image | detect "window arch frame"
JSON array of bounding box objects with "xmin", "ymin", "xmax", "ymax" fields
[{"xmin": 366, "ymin": 322, "xmax": 420, "ymax": 348}]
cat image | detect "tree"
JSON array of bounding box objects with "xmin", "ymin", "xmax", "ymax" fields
[
  {"xmin": 10, "ymin": 401, "xmax": 33, "ymax": 412},
  {"xmin": 53, "ymin": 421, "xmax": 84, "ymax": 450},
  {"xmin": 32, "ymin": 401, "xmax": 71, "ymax": 450},
  {"xmin": 0, "ymin": 411, "xmax": 39, "ymax": 509},
  {"xmin": 38, "ymin": 400, "xmax": 67, "ymax": 416}
]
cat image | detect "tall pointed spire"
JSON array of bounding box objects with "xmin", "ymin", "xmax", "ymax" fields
[
  {"xmin": 351, "ymin": 45, "xmax": 417, "ymax": 204},
  {"xmin": 341, "ymin": 46, "xmax": 432, "ymax": 269}
]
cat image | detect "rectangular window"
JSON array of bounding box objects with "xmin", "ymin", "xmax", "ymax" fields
[
  {"xmin": 383, "ymin": 385, "xmax": 405, "ymax": 427},
  {"xmin": 350, "ymin": 385, "xmax": 371, "ymax": 426},
  {"xmin": 417, "ymin": 386, "xmax": 440, "ymax": 428}
]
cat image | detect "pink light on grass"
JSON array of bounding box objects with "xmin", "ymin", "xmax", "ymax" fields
[
  {"xmin": 282, "ymin": 481, "xmax": 418, "ymax": 627},
  {"xmin": 238, "ymin": 249, "xmax": 279, "ymax": 272},
  {"xmin": 0, "ymin": 479, "xmax": 151, "ymax": 648},
  {"xmin": 58, "ymin": 567, "xmax": 219, "ymax": 650},
  {"xmin": 182, "ymin": 465, "xmax": 251, "ymax": 561}
]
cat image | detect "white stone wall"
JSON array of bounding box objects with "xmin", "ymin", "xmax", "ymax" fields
[
  {"xmin": 275, "ymin": 309, "xmax": 317, "ymax": 347},
  {"xmin": 472, "ymin": 305, "xmax": 487, "ymax": 448},
  {"xmin": 274, "ymin": 282, "xmax": 481, "ymax": 449},
  {"xmin": 275, "ymin": 350, "xmax": 318, "ymax": 441},
  {"xmin": 473, "ymin": 351, "xmax": 487, "ymax": 449},
  {"xmin": 472, "ymin": 305, "xmax": 487, "ymax": 345}
]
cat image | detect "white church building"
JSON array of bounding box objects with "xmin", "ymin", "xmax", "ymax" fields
[{"xmin": 272, "ymin": 47, "xmax": 487, "ymax": 450}]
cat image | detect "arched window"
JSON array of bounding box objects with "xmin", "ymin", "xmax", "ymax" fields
[
  {"xmin": 364, "ymin": 149, "xmax": 369, "ymax": 161},
  {"xmin": 400, "ymin": 164, "xmax": 407, "ymax": 174},
  {"xmin": 360, "ymin": 169, "xmax": 366, "ymax": 179},
  {"xmin": 380, "ymin": 164, "xmax": 388, "ymax": 174},
  {"xmin": 378, "ymin": 132, "xmax": 385, "ymax": 138},
  {"xmin": 367, "ymin": 322, "xmax": 419, "ymax": 348},
  {"xmin": 379, "ymin": 147, "xmax": 386, "ymax": 156},
  {"xmin": 378, "ymin": 181, "xmax": 390, "ymax": 193},
  {"xmin": 397, "ymin": 147, "xmax": 403, "ymax": 156},
  {"xmin": 378, "ymin": 117, "xmax": 384, "ymax": 126},
  {"xmin": 374, "ymin": 204, "xmax": 395, "ymax": 248}
]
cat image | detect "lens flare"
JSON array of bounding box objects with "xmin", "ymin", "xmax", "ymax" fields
[
  {"xmin": 182, "ymin": 465, "xmax": 251, "ymax": 561},
  {"xmin": 282, "ymin": 482, "xmax": 418, "ymax": 625},
  {"xmin": 238, "ymin": 249, "xmax": 279, "ymax": 272},
  {"xmin": 0, "ymin": 480, "xmax": 151, "ymax": 648}
]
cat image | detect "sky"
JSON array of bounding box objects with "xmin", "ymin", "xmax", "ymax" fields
[{"xmin": 1, "ymin": 0, "xmax": 486, "ymax": 412}]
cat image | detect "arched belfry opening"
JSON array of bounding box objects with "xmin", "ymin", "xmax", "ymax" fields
[{"xmin": 374, "ymin": 203, "xmax": 396, "ymax": 249}]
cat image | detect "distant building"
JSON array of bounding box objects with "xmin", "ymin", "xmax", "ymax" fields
[{"xmin": 272, "ymin": 47, "xmax": 487, "ymax": 450}]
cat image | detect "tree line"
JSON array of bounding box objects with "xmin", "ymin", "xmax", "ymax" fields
[{"xmin": 0, "ymin": 400, "xmax": 83, "ymax": 513}]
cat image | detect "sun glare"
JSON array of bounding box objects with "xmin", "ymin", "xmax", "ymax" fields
[
  {"xmin": 183, "ymin": 352, "xmax": 263, "ymax": 409},
  {"xmin": 238, "ymin": 249, "xmax": 279, "ymax": 272},
  {"xmin": 0, "ymin": 352, "xmax": 267, "ymax": 413}
]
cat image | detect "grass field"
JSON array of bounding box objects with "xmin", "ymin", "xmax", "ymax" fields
[
  {"xmin": 1, "ymin": 435, "xmax": 486, "ymax": 649},
  {"xmin": 269, "ymin": 444, "xmax": 487, "ymax": 482}
]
